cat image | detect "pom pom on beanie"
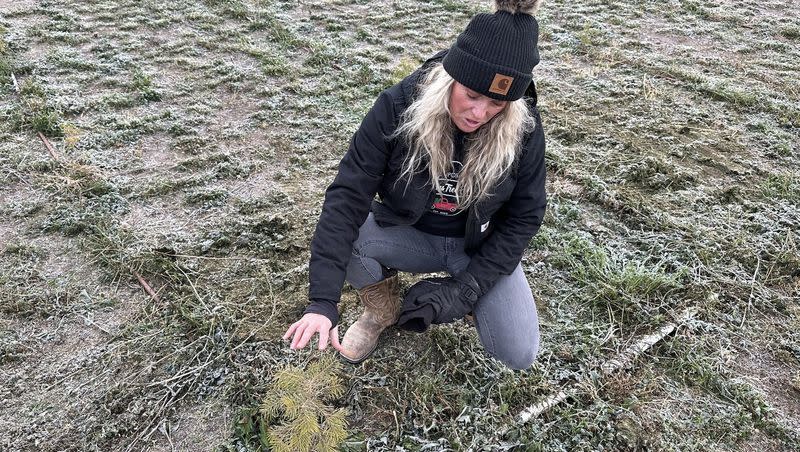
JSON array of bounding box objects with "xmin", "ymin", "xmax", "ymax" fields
[{"xmin": 494, "ymin": 0, "xmax": 542, "ymax": 15}]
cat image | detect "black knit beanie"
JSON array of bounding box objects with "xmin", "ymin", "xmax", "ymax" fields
[{"xmin": 442, "ymin": 0, "xmax": 541, "ymax": 101}]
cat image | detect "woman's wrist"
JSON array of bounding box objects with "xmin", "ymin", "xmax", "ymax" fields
[{"xmin": 303, "ymin": 299, "xmax": 339, "ymax": 327}]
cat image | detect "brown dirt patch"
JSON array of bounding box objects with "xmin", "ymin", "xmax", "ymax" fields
[
  {"xmin": 122, "ymin": 195, "xmax": 200, "ymax": 239},
  {"xmin": 733, "ymin": 341, "xmax": 800, "ymax": 431},
  {"xmin": 149, "ymin": 399, "xmax": 234, "ymax": 451}
]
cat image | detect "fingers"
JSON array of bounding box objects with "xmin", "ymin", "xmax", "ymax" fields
[
  {"xmin": 284, "ymin": 315, "xmax": 341, "ymax": 353},
  {"xmin": 283, "ymin": 320, "xmax": 300, "ymax": 341},
  {"xmin": 294, "ymin": 323, "xmax": 318, "ymax": 350},
  {"xmin": 318, "ymin": 327, "xmax": 329, "ymax": 350},
  {"xmin": 289, "ymin": 322, "xmax": 307, "ymax": 350},
  {"xmin": 329, "ymin": 326, "xmax": 344, "ymax": 352}
]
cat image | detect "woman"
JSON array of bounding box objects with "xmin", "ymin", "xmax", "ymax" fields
[{"xmin": 283, "ymin": 0, "xmax": 546, "ymax": 370}]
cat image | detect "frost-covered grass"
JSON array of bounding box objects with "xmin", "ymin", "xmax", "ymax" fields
[{"xmin": 1, "ymin": 0, "xmax": 798, "ymax": 450}]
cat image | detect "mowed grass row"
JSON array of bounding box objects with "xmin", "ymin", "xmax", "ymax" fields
[{"xmin": 0, "ymin": 0, "xmax": 798, "ymax": 450}]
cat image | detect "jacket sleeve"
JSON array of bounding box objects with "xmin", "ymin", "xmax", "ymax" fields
[
  {"xmin": 305, "ymin": 87, "xmax": 403, "ymax": 326},
  {"xmin": 465, "ymin": 110, "xmax": 547, "ymax": 295}
]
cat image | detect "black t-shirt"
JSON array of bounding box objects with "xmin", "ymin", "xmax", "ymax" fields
[{"xmin": 413, "ymin": 131, "xmax": 468, "ymax": 237}]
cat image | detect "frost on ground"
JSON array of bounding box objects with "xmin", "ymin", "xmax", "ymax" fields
[{"xmin": 0, "ymin": 0, "xmax": 798, "ymax": 451}]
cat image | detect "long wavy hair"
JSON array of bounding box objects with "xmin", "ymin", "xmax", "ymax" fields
[{"xmin": 393, "ymin": 64, "xmax": 535, "ymax": 207}]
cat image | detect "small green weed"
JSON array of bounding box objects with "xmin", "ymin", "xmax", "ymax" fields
[
  {"xmin": 0, "ymin": 56, "xmax": 12, "ymax": 81},
  {"xmin": 255, "ymin": 52, "xmax": 290, "ymax": 76},
  {"xmin": 681, "ymin": 0, "xmax": 711, "ymax": 19},
  {"xmin": 13, "ymin": 77, "xmax": 65, "ymax": 136},
  {"xmin": 779, "ymin": 25, "xmax": 800, "ymax": 40},
  {"xmin": 307, "ymin": 44, "xmax": 339, "ymax": 68},
  {"xmin": 135, "ymin": 174, "xmax": 209, "ymax": 198},
  {"xmin": 619, "ymin": 156, "xmax": 696, "ymax": 190},
  {"xmin": 577, "ymin": 22, "xmax": 608, "ymax": 51},
  {"xmin": 0, "ymin": 329, "xmax": 26, "ymax": 363},
  {"xmin": 762, "ymin": 173, "xmax": 800, "ymax": 203},
  {"xmin": 0, "ymin": 29, "xmax": 12, "ymax": 81},
  {"xmin": 171, "ymin": 134, "xmax": 217, "ymax": 155},
  {"xmin": 185, "ymin": 187, "xmax": 229, "ymax": 207},
  {"xmin": 549, "ymin": 232, "xmax": 685, "ymax": 321},
  {"xmin": 388, "ymin": 57, "xmax": 419, "ymax": 85},
  {"xmin": 132, "ymin": 69, "xmax": 162, "ymax": 101}
]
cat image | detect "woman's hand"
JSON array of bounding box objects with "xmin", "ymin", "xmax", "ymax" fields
[{"xmin": 283, "ymin": 313, "xmax": 344, "ymax": 352}]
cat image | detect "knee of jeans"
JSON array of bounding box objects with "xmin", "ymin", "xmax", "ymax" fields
[
  {"xmin": 350, "ymin": 240, "xmax": 374, "ymax": 263},
  {"xmin": 493, "ymin": 337, "xmax": 539, "ymax": 370}
]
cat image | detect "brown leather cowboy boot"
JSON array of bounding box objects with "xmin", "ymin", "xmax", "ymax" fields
[{"xmin": 340, "ymin": 272, "xmax": 401, "ymax": 364}]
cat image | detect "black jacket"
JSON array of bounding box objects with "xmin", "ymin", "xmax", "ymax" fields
[{"xmin": 305, "ymin": 52, "xmax": 547, "ymax": 325}]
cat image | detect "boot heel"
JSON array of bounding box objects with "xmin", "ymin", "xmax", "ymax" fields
[{"xmin": 339, "ymin": 274, "xmax": 401, "ymax": 363}]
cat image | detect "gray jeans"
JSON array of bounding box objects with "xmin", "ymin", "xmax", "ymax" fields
[{"xmin": 345, "ymin": 213, "xmax": 540, "ymax": 370}]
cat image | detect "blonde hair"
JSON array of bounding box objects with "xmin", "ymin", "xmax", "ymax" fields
[{"xmin": 394, "ymin": 64, "xmax": 535, "ymax": 207}]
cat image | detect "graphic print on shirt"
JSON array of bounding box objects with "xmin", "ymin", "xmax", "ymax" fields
[{"xmin": 430, "ymin": 161, "xmax": 463, "ymax": 216}]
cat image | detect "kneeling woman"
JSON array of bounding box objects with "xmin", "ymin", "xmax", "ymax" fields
[{"xmin": 284, "ymin": 0, "xmax": 546, "ymax": 370}]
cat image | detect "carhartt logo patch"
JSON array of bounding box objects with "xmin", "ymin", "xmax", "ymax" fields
[{"xmin": 489, "ymin": 73, "xmax": 513, "ymax": 96}]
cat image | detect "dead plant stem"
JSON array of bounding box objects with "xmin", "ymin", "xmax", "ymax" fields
[
  {"xmin": 37, "ymin": 131, "xmax": 61, "ymax": 162},
  {"xmin": 133, "ymin": 269, "xmax": 161, "ymax": 302},
  {"xmin": 175, "ymin": 264, "xmax": 212, "ymax": 315},
  {"xmin": 740, "ymin": 255, "xmax": 761, "ymax": 328}
]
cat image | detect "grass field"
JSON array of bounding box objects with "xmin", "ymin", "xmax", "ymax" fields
[{"xmin": 1, "ymin": 0, "xmax": 798, "ymax": 450}]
